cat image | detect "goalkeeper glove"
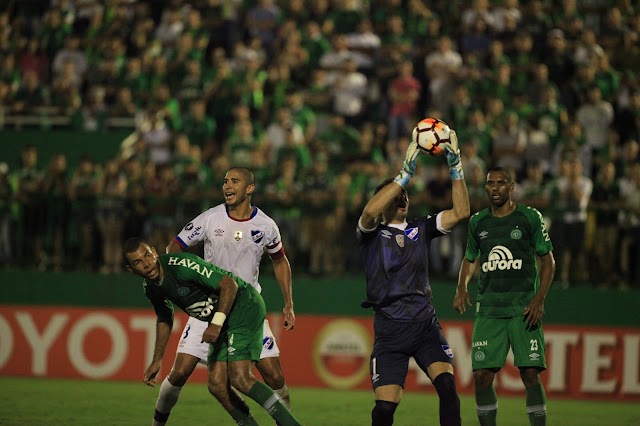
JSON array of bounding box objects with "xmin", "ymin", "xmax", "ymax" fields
[
  {"xmin": 394, "ymin": 140, "xmax": 420, "ymax": 187},
  {"xmin": 445, "ymin": 130, "xmax": 464, "ymax": 180}
]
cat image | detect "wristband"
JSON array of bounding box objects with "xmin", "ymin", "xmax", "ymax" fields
[
  {"xmin": 211, "ymin": 312, "xmax": 226, "ymax": 326},
  {"xmin": 393, "ymin": 170, "xmax": 412, "ymax": 187},
  {"xmin": 450, "ymin": 163, "xmax": 464, "ymax": 180}
]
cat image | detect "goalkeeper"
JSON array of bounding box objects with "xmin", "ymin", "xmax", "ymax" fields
[{"xmin": 356, "ymin": 129, "xmax": 470, "ymax": 426}]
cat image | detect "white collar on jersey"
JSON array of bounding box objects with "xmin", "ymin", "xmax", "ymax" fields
[{"xmin": 384, "ymin": 221, "xmax": 408, "ymax": 231}]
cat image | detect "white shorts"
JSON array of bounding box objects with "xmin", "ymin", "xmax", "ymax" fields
[{"xmin": 176, "ymin": 316, "xmax": 280, "ymax": 364}]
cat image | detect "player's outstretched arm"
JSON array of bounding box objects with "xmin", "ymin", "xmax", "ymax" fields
[
  {"xmin": 273, "ymin": 255, "xmax": 295, "ymax": 330},
  {"xmin": 453, "ymin": 258, "xmax": 475, "ymax": 314},
  {"xmin": 441, "ymin": 130, "xmax": 470, "ymax": 231}
]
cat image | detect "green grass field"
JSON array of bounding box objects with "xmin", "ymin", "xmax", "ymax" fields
[{"xmin": 0, "ymin": 377, "xmax": 638, "ymax": 425}]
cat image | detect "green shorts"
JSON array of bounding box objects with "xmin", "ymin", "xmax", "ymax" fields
[
  {"xmin": 208, "ymin": 286, "xmax": 266, "ymax": 363},
  {"xmin": 471, "ymin": 316, "xmax": 546, "ymax": 371}
]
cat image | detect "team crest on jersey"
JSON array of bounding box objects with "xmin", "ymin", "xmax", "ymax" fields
[
  {"xmin": 405, "ymin": 227, "xmax": 418, "ymax": 241},
  {"xmin": 184, "ymin": 222, "xmax": 194, "ymax": 231},
  {"xmin": 177, "ymin": 287, "xmax": 190, "ymax": 296},
  {"xmin": 234, "ymin": 231, "xmax": 243, "ymax": 241},
  {"xmin": 251, "ymin": 229, "xmax": 265, "ymax": 243},
  {"xmin": 396, "ymin": 234, "xmax": 404, "ymax": 247},
  {"xmin": 510, "ymin": 228, "xmax": 522, "ymax": 240},
  {"xmin": 442, "ymin": 345, "xmax": 454, "ymax": 359}
]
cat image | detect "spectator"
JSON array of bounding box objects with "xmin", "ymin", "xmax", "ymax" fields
[
  {"xmin": 41, "ymin": 153, "xmax": 70, "ymax": 272},
  {"xmin": 425, "ymin": 36, "xmax": 462, "ymax": 114},
  {"xmin": 0, "ymin": 163, "xmax": 14, "ymax": 267},
  {"xmin": 589, "ymin": 161, "xmax": 622, "ymax": 289},
  {"xmin": 68, "ymin": 155, "xmax": 100, "ymax": 272},
  {"xmin": 96, "ymin": 158, "xmax": 127, "ymax": 275},
  {"xmin": 387, "ymin": 60, "xmax": 421, "ymax": 142}
]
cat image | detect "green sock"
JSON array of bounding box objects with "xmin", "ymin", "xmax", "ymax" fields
[
  {"xmin": 475, "ymin": 385, "xmax": 498, "ymax": 426},
  {"xmin": 229, "ymin": 407, "xmax": 258, "ymax": 426},
  {"xmin": 247, "ymin": 381, "xmax": 301, "ymax": 426},
  {"xmin": 526, "ymin": 383, "xmax": 547, "ymax": 426}
]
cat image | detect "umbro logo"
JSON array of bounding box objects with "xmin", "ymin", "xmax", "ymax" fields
[{"xmin": 381, "ymin": 230, "xmax": 392, "ymax": 239}]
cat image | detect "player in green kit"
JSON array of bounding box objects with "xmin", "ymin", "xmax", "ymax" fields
[
  {"xmin": 123, "ymin": 237, "xmax": 302, "ymax": 426},
  {"xmin": 453, "ymin": 167, "xmax": 555, "ymax": 426}
]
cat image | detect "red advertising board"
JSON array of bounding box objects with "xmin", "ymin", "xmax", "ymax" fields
[{"xmin": 1, "ymin": 306, "xmax": 639, "ymax": 401}]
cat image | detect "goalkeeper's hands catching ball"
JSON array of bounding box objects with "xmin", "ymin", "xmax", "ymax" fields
[
  {"xmin": 445, "ymin": 130, "xmax": 464, "ymax": 180},
  {"xmin": 394, "ymin": 140, "xmax": 420, "ymax": 187}
]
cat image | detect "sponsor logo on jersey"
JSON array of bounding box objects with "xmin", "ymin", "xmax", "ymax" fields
[
  {"xmin": 381, "ymin": 230, "xmax": 392, "ymax": 239},
  {"xmin": 251, "ymin": 229, "xmax": 265, "ymax": 243},
  {"xmin": 405, "ymin": 227, "xmax": 418, "ymax": 241},
  {"xmin": 479, "ymin": 231, "xmax": 489, "ymax": 239},
  {"xmin": 178, "ymin": 287, "xmax": 190, "ymax": 296},
  {"xmin": 187, "ymin": 226, "xmax": 202, "ymax": 241},
  {"xmin": 395, "ymin": 234, "xmax": 404, "ymax": 247},
  {"xmin": 168, "ymin": 257, "xmax": 215, "ymax": 278},
  {"xmin": 473, "ymin": 340, "xmax": 488, "ymax": 347},
  {"xmin": 263, "ymin": 336, "xmax": 274, "ymax": 350},
  {"xmin": 529, "ymin": 353, "xmax": 540, "ymax": 361},
  {"xmin": 184, "ymin": 297, "xmax": 216, "ymax": 320},
  {"xmin": 214, "ymin": 228, "xmax": 224, "ymax": 237},
  {"xmin": 510, "ymin": 228, "xmax": 522, "ymax": 240},
  {"xmin": 481, "ymin": 246, "xmax": 523, "ymax": 272},
  {"xmin": 234, "ymin": 231, "xmax": 242, "ymax": 241},
  {"xmin": 442, "ymin": 345, "xmax": 454, "ymax": 359},
  {"xmin": 184, "ymin": 222, "xmax": 194, "ymax": 231},
  {"xmin": 474, "ymin": 351, "xmax": 486, "ymax": 362}
]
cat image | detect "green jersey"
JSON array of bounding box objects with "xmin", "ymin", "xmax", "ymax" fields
[
  {"xmin": 143, "ymin": 252, "xmax": 250, "ymax": 323},
  {"xmin": 465, "ymin": 204, "xmax": 553, "ymax": 318}
]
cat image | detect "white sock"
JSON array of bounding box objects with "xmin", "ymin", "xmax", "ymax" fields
[
  {"xmin": 273, "ymin": 384, "xmax": 290, "ymax": 409},
  {"xmin": 152, "ymin": 376, "xmax": 183, "ymax": 425}
]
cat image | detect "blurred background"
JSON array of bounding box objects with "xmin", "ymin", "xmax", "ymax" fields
[
  {"xmin": 0, "ymin": 0, "xmax": 638, "ymax": 288},
  {"xmin": 0, "ymin": 0, "xmax": 639, "ymax": 417}
]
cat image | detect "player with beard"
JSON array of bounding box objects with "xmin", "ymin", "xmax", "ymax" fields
[
  {"xmin": 148, "ymin": 167, "xmax": 294, "ymax": 426},
  {"xmin": 357, "ymin": 130, "xmax": 469, "ymax": 426},
  {"xmin": 454, "ymin": 166, "xmax": 555, "ymax": 426}
]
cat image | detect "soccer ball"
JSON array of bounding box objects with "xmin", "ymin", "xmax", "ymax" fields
[{"xmin": 412, "ymin": 118, "xmax": 451, "ymax": 156}]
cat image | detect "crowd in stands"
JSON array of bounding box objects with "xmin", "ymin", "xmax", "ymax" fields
[{"xmin": 0, "ymin": 0, "xmax": 639, "ymax": 290}]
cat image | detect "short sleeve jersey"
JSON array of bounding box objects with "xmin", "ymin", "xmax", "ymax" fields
[
  {"xmin": 174, "ymin": 204, "xmax": 285, "ymax": 294},
  {"xmin": 465, "ymin": 204, "xmax": 553, "ymax": 318},
  {"xmin": 356, "ymin": 213, "xmax": 446, "ymax": 321},
  {"xmin": 144, "ymin": 252, "xmax": 250, "ymax": 323}
]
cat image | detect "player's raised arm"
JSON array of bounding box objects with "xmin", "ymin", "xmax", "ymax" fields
[
  {"xmin": 440, "ymin": 130, "xmax": 470, "ymax": 231},
  {"xmin": 360, "ymin": 140, "xmax": 420, "ymax": 229}
]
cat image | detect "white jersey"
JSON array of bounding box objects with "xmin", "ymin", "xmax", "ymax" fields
[{"xmin": 174, "ymin": 203, "xmax": 285, "ymax": 294}]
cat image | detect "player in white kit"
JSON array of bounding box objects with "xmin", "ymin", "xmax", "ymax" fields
[{"xmin": 150, "ymin": 167, "xmax": 295, "ymax": 426}]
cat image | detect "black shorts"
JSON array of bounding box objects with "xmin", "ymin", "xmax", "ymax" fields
[{"xmin": 370, "ymin": 315, "xmax": 453, "ymax": 389}]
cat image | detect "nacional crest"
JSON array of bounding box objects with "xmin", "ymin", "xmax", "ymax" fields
[
  {"xmin": 251, "ymin": 229, "xmax": 265, "ymax": 243},
  {"xmin": 395, "ymin": 234, "xmax": 404, "ymax": 247},
  {"xmin": 234, "ymin": 231, "xmax": 243, "ymax": 241}
]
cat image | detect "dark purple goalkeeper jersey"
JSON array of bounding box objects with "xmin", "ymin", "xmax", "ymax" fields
[{"xmin": 357, "ymin": 214, "xmax": 445, "ymax": 322}]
